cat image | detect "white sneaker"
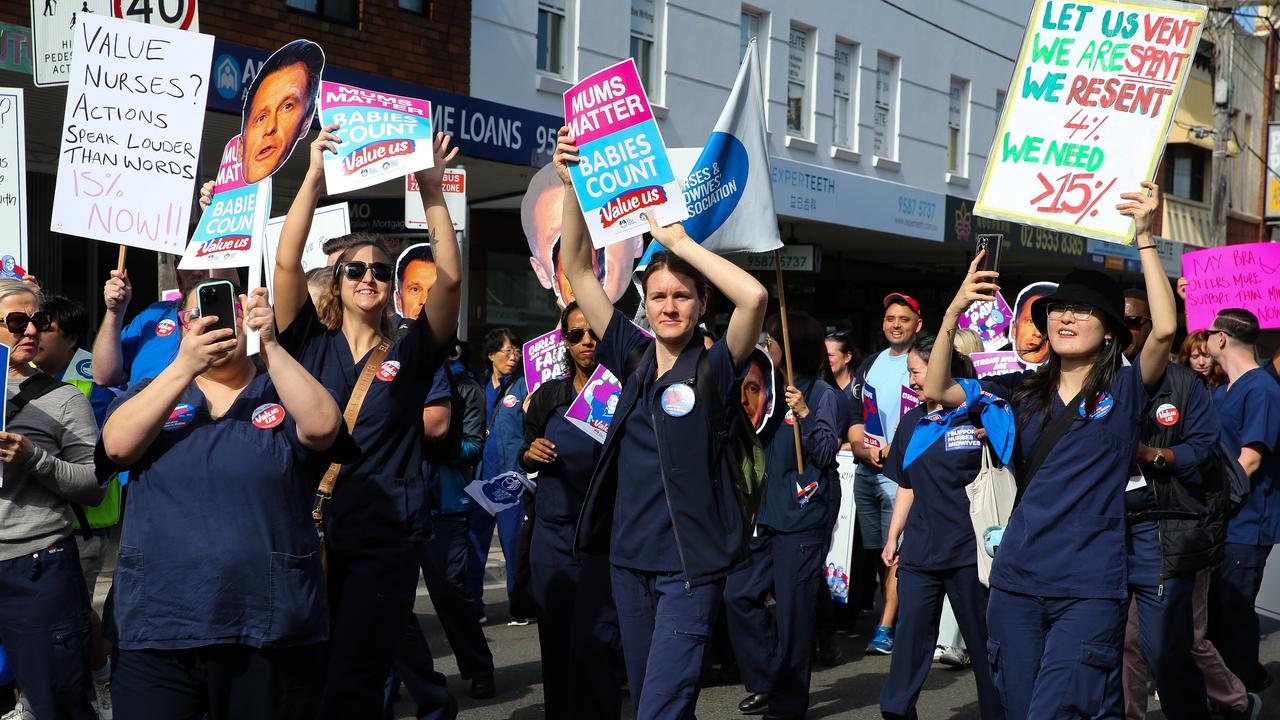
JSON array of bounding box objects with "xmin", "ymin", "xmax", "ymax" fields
[
  {"xmin": 1, "ymin": 704, "xmax": 37, "ymax": 720},
  {"xmin": 932, "ymin": 645, "xmax": 945, "ymax": 662},
  {"xmin": 938, "ymin": 646, "xmax": 971, "ymax": 669},
  {"xmin": 93, "ymin": 676, "xmax": 113, "ymax": 720}
]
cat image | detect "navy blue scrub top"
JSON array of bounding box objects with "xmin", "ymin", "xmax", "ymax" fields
[
  {"xmin": 599, "ymin": 314, "xmax": 738, "ymax": 573},
  {"xmin": 535, "ymin": 404, "xmax": 602, "ymax": 525},
  {"xmin": 277, "ymin": 297, "xmax": 446, "ymax": 551},
  {"xmin": 1216, "ymin": 367, "xmax": 1280, "ymax": 546},
  {"xmin": 982, "ymin": 357, "xmax": 1149, "ymax": 600},
  {"xmin": 883, "ymin": 405, "xmax": 983, "ymax": 571},
  {"xmin": 106, "ymin": 369, "xmax": 328, "ymax": 650}
]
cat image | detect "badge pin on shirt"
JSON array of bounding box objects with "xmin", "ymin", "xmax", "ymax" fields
[{"xmin": 795, "ymin": 481, "xmax": 818, "ymax": 506}]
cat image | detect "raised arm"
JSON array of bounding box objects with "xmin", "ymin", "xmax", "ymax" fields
[
  {"xmin": 92, "ymin": 270, "xmax": 132, "ymax": 386},
  {"xmin": 274, "ymin": 125, "xmax": 341, "ymax": 332},
  {"xmin": 552, "ymin": 127, "xmax": 614, "ymax": 336},
  {"xmin": 414, "ymin": 133, "xmax": 463, "ymax": 349},
  {"xmin": 245, "ymin": 289, "xmax": 340, "ymax": 451},
  {"xmin": 928, "ymin": 253, "xmax": 1000, "ymax": 408},
  {"xmin": 1119, "ymin": 182, "xmax": 1176, "ymax": 389}
]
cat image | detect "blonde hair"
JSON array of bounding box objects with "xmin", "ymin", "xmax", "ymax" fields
[
  {"xmin": 0, "ymin": 279, "xmax": 39, "ymax": 309},
  {"xmin": 317, "ymin": 235, "xmax": 396, "ymax": 338},
  {"xmin": 952, "ymin": 327, "xmax": 984, "ymax": 356}
]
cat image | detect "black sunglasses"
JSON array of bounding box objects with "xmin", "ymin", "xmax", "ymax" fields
[
  {"xmin": 336, "ymin": 261, "xmax": 393, "ymax": 283},
  {"xmin": 1123, "ymin": 314, "xmax": 1151, "ymax": 330},
  {"xmin": 563, "ymin": 327, "xmax": 599, "ymax": 345},
  {"xmin": 6, "ymin": 311, "xmax": 52, "ymax": 334}
]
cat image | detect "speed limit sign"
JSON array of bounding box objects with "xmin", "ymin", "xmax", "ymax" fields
[{"xmin": 112, "ymin": 0, "xmax": 199, "ymax": 31}]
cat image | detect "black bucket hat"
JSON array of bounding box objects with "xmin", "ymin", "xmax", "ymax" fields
[{"xmin": 1030, "ymin": 269, "xmax": 1131, "ymax": 351}]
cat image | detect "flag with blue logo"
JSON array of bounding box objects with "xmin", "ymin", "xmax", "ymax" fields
[{"xmin": 636, "ymin": 39, "xmax": 782, "ymax": 270}]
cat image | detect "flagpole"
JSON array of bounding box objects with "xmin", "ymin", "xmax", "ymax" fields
[{"xmin": 773, "ymin": 250, "xmax": 804, "ymax": 474}]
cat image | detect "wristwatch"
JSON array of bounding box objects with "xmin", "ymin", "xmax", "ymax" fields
[{"xmin": 1152, "ymin": 449, "xmax": 1167, "ymax": 470}]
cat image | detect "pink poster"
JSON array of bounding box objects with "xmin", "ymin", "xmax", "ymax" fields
[
  {"xmin": 900, "ymin": 386, "xmax": 920, "ymax": 417},
  {"xmin": 319, "ymin": 80, "xmax": 434, "ymax": 194},
  {"xmin": 970, "ymin": 351, "xmax": 1025, "ymax": 378},
  {"xmin": 1181, "ymin": 243, "xmax": 1280, "ymax": 332},
  {"xmin": 957, "ymin": 291, "xmax": 1013, "ymax": 351}
]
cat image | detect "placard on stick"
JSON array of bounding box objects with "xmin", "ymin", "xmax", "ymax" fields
[
  {"xmin": 51, "ymin": 14, "xmax": 213, "ymax": 254},
  {"xmin": 975, "ymin": 0, "xmax": 1205, "ymax": 245},
  {"xmin": 0, "ymin": 88, "xmax": 28, "ymax": 279},
  {"xmin": 179, "ymin": 135, "xmax": 270, "ymax": 270},
  {"xmin": 1181, "ymin": 243, "xmax": 1280, "ymax": 332}
]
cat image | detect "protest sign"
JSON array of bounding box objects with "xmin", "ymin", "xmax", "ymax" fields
[
  {"xmin": 319, "ymin": 81, "xmax": 434, "ymax": 195},
  {"xmin": 564, "ymin": 58, "xmax": 687, "ymax": 248},
  {"xmin": 522, "ymin": 328, "xmax": 564, "ymax": 395},
  {"xmin": 861, "ymin": 385, "xmax": 889, "ymax": 453},
  {"xmin": 971, "ymin": 351, "xmax": 1026, "ymax": 378},
  {"xmin": 262, "ymin": 201, "xmax": 350, "ymax": 300},
  {"xmin": 1181, "ymin": 243, "xmax": 1280, "ymax": 332},
  {"xmin": 0, "ymin": 88, "xmax": 27, "ymax": 279},
  {"xmin": 565, "ymin": 364, "xmax": 622, "ymax": 444},
  {"xmin": 958, "ymin": 291, "xmax": 1014, "ymax": 351},
  {"xmin": 406, "ymin": 169, "xmax": 466, "ymax": 232},
  {"xmin": 464, "ymin": 470, "xmax": 532, "ymax": 517},
  {"xmin": 180, "ymin": 135, "xmax": 270, "ymax": 270},
  {"xmin": 240, "ymin": 40, "xmax": 324, "ymax": 185},
  {"xmin": 901, "ymin": 386, "xmax": 920, "ymax": 417},
  {"xmin": 111, "ymin": 0, "xmax": 199, "ymax": 31},
  {"xmin": 975, "ymin": 0, "xmax": 1206, "ymax": 245},
  {"xmin": 825, "ymin": 451, "xmax": 857, "ymax": 603},
  {"xmin": 51, "ymin": 15, "xmax": 212, "ymax": 254},
  {"xmin": 29, "ymin": 0, "xmax": 111, "ymax": 86}
]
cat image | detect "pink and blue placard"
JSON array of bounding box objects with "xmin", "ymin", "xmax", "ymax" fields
[
  {"xmin": 319, "ymin": 81, "xmax": 434, "ymax": 194},
  {"xmin": 180, "ymin": 135, "xmax": 271, "ymax": 269}
]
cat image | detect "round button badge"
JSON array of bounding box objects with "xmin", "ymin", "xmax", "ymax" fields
[
  {"xmin": 661, "ymin": 384, "xmax": 697, "ymax": 417},
  {"xmin": 1155, "ymin": 403, "xmax": 1180, "ymax": 427},
  {"xmin": 376, "ymin": 360, "xmax": 400, "ymax": 382},
  {"xmin": 252, "ymin": 403, "xmax": 285, "ymax": 430}
]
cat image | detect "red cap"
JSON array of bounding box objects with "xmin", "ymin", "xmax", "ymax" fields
[{"xmin": 883, "ymin": 293, "xmax": 921, "ymax": 315}]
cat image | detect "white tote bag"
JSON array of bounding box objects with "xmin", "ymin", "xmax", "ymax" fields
[{"xmin": 965, "ymin": 443, "xmax": 1017, "ymax": 586}]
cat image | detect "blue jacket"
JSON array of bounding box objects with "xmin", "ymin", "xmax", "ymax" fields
[
  {"xmin": 479, "ymin": 372, "xmax": 528, "ymax": 485},
  {"xmin": 757, "ymin": 377, "xmax": 842, "ymax": 534}
]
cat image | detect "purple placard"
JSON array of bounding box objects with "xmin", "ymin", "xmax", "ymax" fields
[
  {"xmin": 957, "ymin": 291, "xmax": 1013, "ymax": 351},
  {"xmin": 522, "ymin": 329, "xmax": 564, "ymax": 395},
  {"xmin": 564, "ymin": 365, "xmax": 622, "ymax": 444},
  {"xmin": 970, "ymin": 351, "xmax": 1024, "ymax": 378},
  {"xmin": 901, "ymin": 386, "xmax": 919, "ymax": 416}
]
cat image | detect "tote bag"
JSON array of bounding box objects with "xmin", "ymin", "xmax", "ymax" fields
[{"xmin": 965, "ymin": 443, "xmax": 1017, "ymax": 586}]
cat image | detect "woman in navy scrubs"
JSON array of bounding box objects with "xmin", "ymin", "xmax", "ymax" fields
[
  {"xmin": 879, "ymin": 332, "xmax": 1007, "ymax": 720},
  {"xmin": 272, "ymin": 130, "xmax": 462, "ymax": 717},
  {"xmin": 101, "ymin": 286, "xmax": 341, "ymax": 719},
  {"xmin": 922, "ymin": 182, "xmax": 1176, "ymax": 719},
  {"xmin": 520, "ymin": 301, "xmax": 623, "ymax": 720},
  {"xmin": 553, "ymin": 127, "xmax": 768, "ymax": 719}
]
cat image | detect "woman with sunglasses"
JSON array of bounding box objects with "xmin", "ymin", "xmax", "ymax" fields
[
  {"xmin": 923, "ymin": 182, "xmax": 1177, "ymax": 720},
  {"xmin": 272, "ymin": 128, "xmax": 462, "ymax": 717},
  {"xmin": 100, "ymin": 285, "xmax": 340, "ymax": 719},
  {"xmin": 554, "ymin": 128, "xmax": 768, "ymax": 718},
  {"xmin": 0, "ymin": 280, "xmax": 102, "ymax": 720},
  {"xmin": 519, "ymin": 302, "xmax": 623, "ymax": 719}
]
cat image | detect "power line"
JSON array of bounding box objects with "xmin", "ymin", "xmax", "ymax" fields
[{"xmin": 875, "ymin": 0, "xmax": 1018, "ymax": 63}]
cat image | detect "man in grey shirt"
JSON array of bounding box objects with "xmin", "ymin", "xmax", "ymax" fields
[{"xmin": 0, "ymin": 279, "xmax": 102, "ymax": 720}]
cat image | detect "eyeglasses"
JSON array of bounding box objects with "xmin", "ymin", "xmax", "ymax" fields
[
  {"xmin": 1123, "ymin": 315, "xmax": 1151, "ymax": 330},
  {"xmin": 493, "ymin": 347, "xmax": 520, "ymax": 357},
  {"xmin": 563, "ymin": 327, "xmax": 598, "ymax": 345},
  {"xmin": 4, "ymin": 311, "xmax": 51, "ymax": 334},
  {"xmin": 337, "ymin": 261, "xmax": 393, "ymax": 283},
  {"xmin": 1046, "ymin": 302, "xmax": 1096, "ymax": 321}
]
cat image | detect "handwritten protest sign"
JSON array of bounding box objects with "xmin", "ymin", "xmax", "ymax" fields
[
  {"xmin": 1181, "ymin": 243, "xmax": 1280, "ymax": 332},
  {"xmin": 406, "ymin": 169, "xmax": 467, "ymax": 232},
  {"xmin": 180, "ymin": 136, "xmax": 269, "ymax": 269},
  {"xmin": 975, "ymin": 0, "xmax": 1205, "ymax": 244},
  {"xmin": 319, "ymin": 81, "xmax": 434, "ymax": 195},
  {"xmin": 0, "ymin": 88, "xmax": 27, "ymax": 279},
  {"xmin": 51, "ymin": 15, "xmax": 212, "ymax": 254},
  {"xmin": 971, "ymin": 351, "xmax": 1027, "ymax": 378},
  {"xmin": 565, "ymin": 365, "xmax": 622, "ymax": 444},
  {"xmin": 958, "ymin": 291, "xmax": 1013, "ymax": 351},
  {"xmin": 564, "ymin": 58, "xmax": 687, "ymax": 248},
  {"xmin": 262, "ymin": 201, "xmax": 351, "ymax": 301},
  {"xmin": 522, "ymin": 329, "xmax": 564, "ymax": 395}
]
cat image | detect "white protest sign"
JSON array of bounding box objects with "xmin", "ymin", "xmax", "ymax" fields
[
  {"xmin": 406, "ymin": 169, "xmax": 466, "ymax": 232},
  {"xmin": 111, "ymin": 0, "xmax": 199, "ymax": 31},
  {"xmin": 263, "ymin": 202, "xmax": 351, "ymax": 301},
  {"xmin": 51, "ymin": 14, "xmax": 213, "ymax": 255},
  {"xmin": 29, "ymin": 0, "xmax": 112, "ymax": 87},
  {"xmin": 975, "ymin": 0, "xmax": 1205, "ymax": 245},
  {"xmin": 0, "ymin": 89, "xmax": 27, "ymax": 278}
]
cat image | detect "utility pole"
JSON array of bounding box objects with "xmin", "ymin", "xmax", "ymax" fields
[{"xmin": 1211, "ymin": 6, "xmax": 1235, "ymax": 247}]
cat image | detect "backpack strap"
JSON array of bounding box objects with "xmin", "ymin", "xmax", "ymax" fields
[
  {"xmin": 1016, "ymin": 390, "xmax": 1084, "ymax": 501},
  {"xmin": 7, "ymin": 373, "xmax": 93, "ymax": 540}
]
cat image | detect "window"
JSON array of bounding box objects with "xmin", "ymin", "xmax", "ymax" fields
[
  {"xmin": 537, "ymin": 1, "xmax": 567, "ymax": 76},
  {"xmin": 787, "ymin": 26, "xmax": 810, "ymax": 137},
  {"xmin": 740, "ymin": 9, "xmax": 762, "ymax": 61},
  {"xmin": 833, "ymin": 41, "xmax": 857, "ymax": 148},
  {"xmin": 399, "ymin": 0, "xmax": 426, "ymax": 12},
  {"xmin": 874, "ymin": 53, "xmax": 898, "ymax": 158},
  {"xmin": 948, "ymin": 77, "xmax": 969, "ymax": 174},
  {"xmin": 630, "ymin": 0, "xmax": 657, "ymax": 93},
  {"xmin": 1167, "ymin": 144, "xmax": 1206, "ymax": 202},
  {"xmin": 286, "ymin": 0, "xmax": 356, "ymax": 23}
]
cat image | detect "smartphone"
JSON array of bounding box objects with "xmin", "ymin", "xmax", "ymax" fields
[
  {"xmin": 975, "ymin": 233, "xmax": 1003, "ymax": 273},
  {"xmin": 197, "ymin": 280, "xmax": 239, "ymax": 339}
]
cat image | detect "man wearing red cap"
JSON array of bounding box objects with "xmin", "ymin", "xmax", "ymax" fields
[{"xmin": 848, "ymin": 292, "xmax": 923, "ymax": 655}]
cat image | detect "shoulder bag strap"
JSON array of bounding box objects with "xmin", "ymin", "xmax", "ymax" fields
[
  {"xmin": 311, "ymin": 341, "xmax": 392, "ymax": 536},
  {"xmin": 1015, "ymin": 390, "xmax": 1084, "ymax": 502}
]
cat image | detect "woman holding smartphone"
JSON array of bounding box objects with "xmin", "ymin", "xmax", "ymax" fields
[
  {"xmin": 553, "ymin": 127, "xmax": 768, "ymax": 719},
  {"xmin": 101, "ymin": 285, "xmax": 340, "ymax": 719},
  {"xmin": 922, "ymin": 182, "xmax": 1176, "ymax": 719},
  {"xmin": 272, "ymin": 129, "xmax": 462, "ymax": 717}
]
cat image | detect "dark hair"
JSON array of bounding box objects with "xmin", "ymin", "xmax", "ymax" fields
[
  {"xmin": 639, "ymin": 251, "xmax": 710, "ymax": 306},
  {"xmin": 1212, "ymin": 308, "xmax": 1260, "ymax": 345},
  {"xmin": 557, "ymin": 301, "xmax": 598, "ymax": 376},
  {"xmin": 765, "ymin": 312, "xmax": 826, "ymax": 379},
  {"xmin": 823, "ymin": 331, "xmax": 863, "ymax": 382},
  {"xmin": 484, "ymin": 327, "xmax": 521, "ymax": 359},
  {"xmin": 910, "ymin": 331, "xmax": 976, "ymax": 380},
  {"xmin": 1123, "ymin": 287, "xmax": 1148, "ymax": 302},
  {"xmin": 1012, "ymin": 333, "xmax": 1123, "ymax": 418},
  {"xmin": 40, "ymin": 293, "xmax": 88, "ymax": 349},
  {"xmin": 240, "ymin": 39, "xmax": 324, "ymax": 141},
  {"xmin": 396, "ymin": 243, "xmax": 435, "ymax": 286},
  {"xmin": 558, "ymin": 301, "xmax": 583, "ymax": 334}
]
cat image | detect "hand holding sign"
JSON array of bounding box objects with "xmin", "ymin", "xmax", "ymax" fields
[
  {"xmin": 413, "ymin": 132, "xmax": 461, "ymax": 196},
  {"xmin": 241, "ymin": 289, "xmax": 275, "ymax": 348},
  {"xmin": 1114, "ymin": 181, "xmax": 1160, "ymax": 237},
  {"xmin": 552, "ymin": 126, "xmax": 578, "ymax": 188}
]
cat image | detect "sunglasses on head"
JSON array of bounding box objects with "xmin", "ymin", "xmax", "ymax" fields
[
  {"xmin": 6, "ymin": 311, "xmax": 52, "ymax": 334},
  {"xmin": 564, "ymin": 327, "xmax": 598, "ymax": 344},
  {"xmin": 337, "ymin": 261, "xmax": 393, "ymax": 283}
]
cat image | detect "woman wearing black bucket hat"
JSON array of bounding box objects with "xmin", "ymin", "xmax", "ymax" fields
[{"xmin": 922, "ymin": 181, "xmax": 1176, "ymax": 720}]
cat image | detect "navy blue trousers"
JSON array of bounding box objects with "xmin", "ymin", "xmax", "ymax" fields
[
  {"xmin": 1209, "ymin": 542, "xmax": 1272, "ymax": 690},
  {"xmin": 425, "ymin": 515, "xmax": 494, "ymax": 677},
  {"xmin": 723, "ymin": 527, "xmax": 827, "ymax": 717},
  {"xmin": 612, "ymin": 566, "xmax": 722, "ymax": 720},
  {"xmin": 880, "ymin": 564, "xmax": 1002, "ymax": 720},
  {"xmin": 0, "ymin": 538, "xmax": 95, "ymax": 720},
  {"xmin": 986, "ymin": 588, "xmax": 1125, "ymax": 720},
  {"xmin": 466, "ymin": 504, "xmax": 524, "ymax": 615},
  {"xmin": 529, "ymin": 519, "xmax": 623, "ymax": 720}
]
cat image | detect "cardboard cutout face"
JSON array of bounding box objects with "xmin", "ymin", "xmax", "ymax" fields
[
  {"xmin": 240, "ymin": 40, "xmax": 326, "ymax": 185},
  {"xmin": 741, "ymin": 346, "xmax": 776, "ymax": 433},
  {"xmin": 1010, "ymin": 282, "xmax": 1058, "ymax": 367},
  {"xmin": 395, "ymin": 242, "xmax": 436, "ymax": 320}
]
